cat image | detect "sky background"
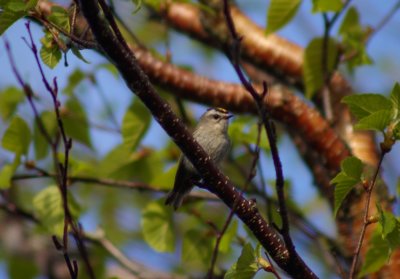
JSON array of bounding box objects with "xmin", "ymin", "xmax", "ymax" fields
[{"xmin": 1, "ymin": 0, "xmax": 400, "ymax": 278}]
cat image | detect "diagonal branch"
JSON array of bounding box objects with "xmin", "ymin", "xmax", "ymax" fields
[{"xmin": 77, "ymin": 0, "xmax": 317, "ymax": 277}]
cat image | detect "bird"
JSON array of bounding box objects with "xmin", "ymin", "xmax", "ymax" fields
[{"xmin": 165, "ymin": 107, "xmax": 233, "ymax": 209}]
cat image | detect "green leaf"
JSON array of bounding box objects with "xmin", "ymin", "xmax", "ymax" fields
[
  {"xmin": 376, "ymin": 205, "xmax": 400, "ymax": 249},
  {"xmin": 355, "ymin": 110, "xmax": 393, "ymax": 132},
  {"xmin": 339, "ymin": 7, "xmax": 359, "ymax": 35},
  {"xmin": 342, "ymin": 94, "xmax": 392, "ymax": 119},
  {"xmin": 0, "ymin": 8, "xmax": 25, "ymax": 35},
  {"xmin": 121, "ymin": 98, "xmax": 151, "ymax": 151},
  {"xmin": 0, "ymin": 86, "xmax": 25, "ymax": 120},
  {"xmin": 393, "ymin": 122, "xmax": 400, "ymax": 140},
  {"xmin": 228, "ymin": 116, "xmax": 269, "ymax": 150},
  {"xmin": 71, "ymin": 46, "xmax": 90, "ymax": 64},
  {"xmin": 312, "ymin": 0, "xmax": 343, "ymax": 13},
  {"xmin": 8, "ymin": 255, "xmax": 39, "ymax": 279},
  {"xmin": 141, "ymin": 200, "xmax": 175, "ymax": 252},
  {"xmin": 219, "ymin": 220, "xmax": 238, "ymax": 254},
  {"xmin": 331, "ymin": 156, "xmax": 363, "ymax": 216},
  {"xmin": 265, "ymin": 0, "xmax": 301, "ymax": 34},
  {"xmin": 48, "ymin": 6, "xmax": 70, "ymax": 33},
  {"xmin": 376, "ymin": 204, "xmax": 396, "ymax": 238},
  {"xmin": 0, "ymin": 155, "xmax": 20, "ymax": 189},
  {"xmin": 132, "ymin": 0, "xmax": 143, "ymax": 14},
  {"xmin": 63, "ymin": 69, "xmax": 86, "ymax": 95},
  {"xmin": 25, "ymin": 0, "xmax": 39, "ymax": 10},
  {"xmin": 33, "ymin": 111, "xmax": 57, "ymax": 160},
  {"xmin": 182, "ymin": 229, "xmax": 214, "ymax": 268},
  {"xmin": 339, "ymin": 7, "xmax": 373, "ymax": 71},
  {"xmin": 0, "ymin": 165, "xmax": 14, "ymax": 189},
  {"xmin": 95, "ymin": 63, "xmax": 119, "ymax": 78},
  {"xmin": 358, "ymin": 227, "xmax": 390, "ymax": 277},
  {"xmin": 150, "ymin": 164, "xmax": 177, "ymax": 190},
  {"xmin": 63, "ymin": 97, "xmax": 92, "ymax": 147},
  {"xmin": 33, "ymin": 186, "xmax": 81, "ymax": 236},
  {"xmin": 225, "ymin": 243, "xmax": 259, "ymax": 279},
  {"xmin": 2, "ymin": 116, "xmax": 31, "ymax": 154},
  {"xmin": 390, "ymin": 83, "xmax": 400, "ymax": 119},
  {"xmin": 303, "ymin": 37, "xmax": 338, "ymax": 98},
  {"xmin": 40, "ymin": 44, "xmax": 62, "ymax": 69}
]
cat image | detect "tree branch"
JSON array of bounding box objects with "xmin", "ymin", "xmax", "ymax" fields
[{"xmin": 77, "ymin": 0, "xmax": 317, "ymax": 277}]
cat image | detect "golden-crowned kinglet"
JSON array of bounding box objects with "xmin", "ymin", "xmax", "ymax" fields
[{"xmin": 165, "ymin": 108, "xmax": 233, "ymax": 209}]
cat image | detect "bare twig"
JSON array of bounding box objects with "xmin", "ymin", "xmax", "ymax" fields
[
  {"xmin": 12, "ymin": 171, "xmax": 219, "ymax": 201},
  {"xmin": 208, "ymin": 122, "xmax": 262, "ymax": 278},
  {"xmin": 349, "ymin": 152, "xmax": 386, "ymax": 278},
  {"xmin": 367, "ymin": 0, "xmax": 400, "ymax": 43},
  {"xmin": 5, "ymin": 23, "xmax": 96, "ymax": 279},
  {"xmin": 222, "ymin": 0, "xmax": 294, "ymax": 259},
  {"xmin": 320, "ymin": 0, "xmax": 352, "ymax": 120}
]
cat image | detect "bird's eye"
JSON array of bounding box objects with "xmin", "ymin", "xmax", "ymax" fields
[{"xmin": 213, "ymin": 114, "xmax": 220, "ymax": 120}]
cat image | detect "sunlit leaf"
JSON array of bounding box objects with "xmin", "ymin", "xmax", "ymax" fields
[
  {"xmin": 150, "ymin": 164, "xmax": 177, "ymax": 190},
  {"xmin": 40, "ymin": 44, "xmax": 61, "ymax": 69},
  {"xmin": 331, "ymin": 156, "xmax": 363, "ymax": 216},
  {"xmin": 33, "ymin": 186, "xmax": 81, "ymax": 236},
  {"xmin": 390, "ymin": 83, "xmax": 400, "ymax": 119},
  {"xmin": 219, "ymin": 220, "xmax": 238, "ymax": 254},
  {"xmin": 63, "ymin": 97, "xmax": 92, "ymax": 147},
  {"xmin": 0, "ymin": 86, "xmax": 24, "ymax": 120},
  {"xmin": 48, "ymin": 6, "xmax": 70, "ymax": 33},
  {"xmin": 182, "ymin": 229, "xmax": 214, "ymax": 268},
  {"xmin": 141, "ymin": 200, "xmax": 175, "ymax": 252},
  {"xmin": 355, "ymin": 110, "xmax": 393, "ymax": 132},
  {"xmin": 0, "ymin": 8, "xmax": 25, "ymax": 35},
  {"xmin": 131, "ymin": 0, "xmax": 143, "ymax": 14},
  {"xmin": 71, "ymin": 46, "xmax": 90, "ymax": 64},
  {"xmin": 0, "ymin": 155, "xmax": 20, "ymax": 189},
  {"xmin": 63, "ymin": 68, "xmax": 86, "ymax": 95},
  {"xmin": 265, "ymin": 0, "xmax": 301, "ymax": 34},
  {"xmin": 33, "ymin": 111, "xmax": 57, "ymax": 160},
  {"xmin": 225, "ymin": 243, "xmax": 259, "ymax": 279},
  {"xmin": 121, "ymin": 98, "xmax": 151, "ymax": 151},
  {"xmin": 342, "ymin": 94, "xmax": 392, "ymax": 119},
  {"xmin": 2, "ymin": 116, "xmax": 31, "ymax": 154},
  {"xmin": 303, "ymin": 37, "xmax": 338, "ymax": 98},
  {"xmin": 358, "ymin": 227, "xmax": 390, "ymax": 277},
  {"xmin": 312, "ymin": 0, "xmax": 343, "ymax": 13}
]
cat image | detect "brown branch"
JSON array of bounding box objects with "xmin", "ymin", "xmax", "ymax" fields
[
  {"xmin": 12, "ymin": 171, "xmax": 218, "ymax": 201},
  {"xmin": 86, "ymin": 229, "xmax": 183, "ymax": 279},
  {"xmin": 207, "ymin": 123, "xmax": 265, "ymax": 278},
  {"xmin": 77, "ymin": 0, "xmax": 317, "ymax": 277},
  {"xmin": 349, "ymin": 152, "xmax": 386, "ymax": 278},
  {"xmin": 34, "ymin": 0, "xmax": 350, "ymax": 190},
  {"xmin": 222, "ymin": 0, "xmax": 296, "ymax": 270}
]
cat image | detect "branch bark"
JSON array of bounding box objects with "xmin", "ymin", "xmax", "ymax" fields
[{"xmin": 77, "ymin": 0, "xmax": 317, "ymax": 277}]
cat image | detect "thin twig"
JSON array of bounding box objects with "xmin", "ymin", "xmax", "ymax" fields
[
  {"xmin": 98, "ymin": 0, "xmax": 131, "ymax": 53},
  {"xmin": 12, "ymin": 171, "xmax": 219, "ymax": 201},
  {"xmin": 349, "ymin": 153, "xmax": 386, "ymax": 278},
  {"xmin": 367, "ymin": 0, "xmax": 400, "ymax": 43},
  {"xmin": 207, "ymin": 123, "xmax": 270, "ymax": 278},
  {"xmin": 5, "ymin": 23, "xmax": 96, "ymax": 279},
  {"xmin": 221, "ymin": 0, "xmax": 294, "ymax": 258},
  {"xmin": 321, "ymin": 0, "xmax": 352, "ymax": 120}
]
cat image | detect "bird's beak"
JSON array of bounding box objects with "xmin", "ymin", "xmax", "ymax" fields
[{"xmin": 225, "ymin": 113, "xmax": 234, "ymax": 120}]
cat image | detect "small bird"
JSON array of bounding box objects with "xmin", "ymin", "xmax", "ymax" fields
[{"xmin": 165, "ymin": 108, "xmax": 233, "ymax": 209}]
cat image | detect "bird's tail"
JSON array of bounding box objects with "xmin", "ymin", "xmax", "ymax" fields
[{"xmin": 165, "ymin": 191, "xmax": 185, "ymax": 210}]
